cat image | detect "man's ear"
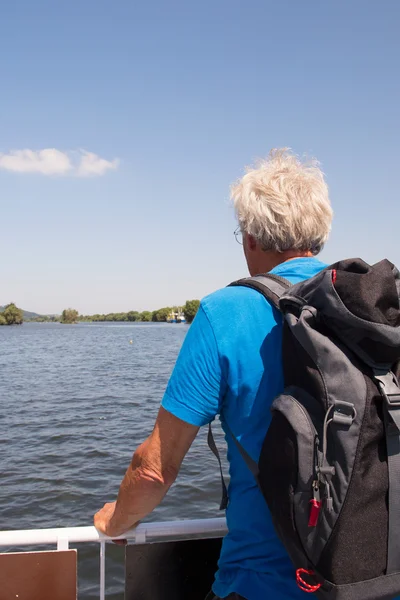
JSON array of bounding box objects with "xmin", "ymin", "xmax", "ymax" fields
[{"xmin": 247, "ymin": 234, "xmax": 258, "ymax": 251}]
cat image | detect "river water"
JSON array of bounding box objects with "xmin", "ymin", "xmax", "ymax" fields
[{"xmin": 0, "ymin": 322, "xmax": 226, "ymax": 598}]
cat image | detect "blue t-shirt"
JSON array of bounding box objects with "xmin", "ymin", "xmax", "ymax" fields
[{"xmin": 162, "ymin": 257, "xmax": 327, "ymax": 600}]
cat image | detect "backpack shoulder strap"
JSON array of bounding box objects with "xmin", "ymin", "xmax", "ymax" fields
[
  {"xmin": 228, "ymin": 273, "xmax": 292, "ymax": 310},
  {"xmin": 209, "ymin": 273, "xmax": 292, "ymax": 511}
]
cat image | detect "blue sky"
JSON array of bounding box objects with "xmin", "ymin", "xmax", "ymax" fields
[{"xmin": 1, "ymin": 0, "xmax": 399, "ymax": 314}]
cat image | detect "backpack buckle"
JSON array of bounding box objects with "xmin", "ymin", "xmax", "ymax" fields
[
  {"xmin": 383, "ymin": 391, "xmax": 400, "ymax": 407},
  {"xmin": 374, "ymin": 371, "xmax": 400, "ymax": 407}
]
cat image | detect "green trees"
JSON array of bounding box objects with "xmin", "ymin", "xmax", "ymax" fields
[
  {"xmin": 87, "ymin": 314, "xmax": 104, "ymax": 322},
  {"xmin": 77, "ymin": 310, "xmax": 162, "ymax": 322},
  {"xmin": 139, "ymin": 311, "xmax": 152, "ymax": 322},
  {"xmin": 183, "ymin": 300, "xmax": 200, "ymax": 323},
  {"xmin": 105, "ymin": 313, "xmax": 125, "ymax": 322},
  {"xmin": 80, "ymin": 303, "xmax": 200, "ymax": 323},
  {"xmin": 127, "ymin": 311, "xmax": 140, "ymax": 322},
  {"xmin": 61, "ymin": 308, "xmax": 79, "ymax": 324},
  {"xmin": 0, "ymin": 303, "xmax": 23, "ymax": 325},
  {"xmin": 152, "ymin": 307, "xmax": 171, "ymax": 322}
]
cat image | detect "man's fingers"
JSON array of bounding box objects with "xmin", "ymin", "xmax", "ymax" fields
[
  {"xmin": 94, "ymin": 501, "xmax": 137, "ymax": 538},
  {"xmin": 93, "ymin": 501, "xmax": 117, "ymax": 535}
]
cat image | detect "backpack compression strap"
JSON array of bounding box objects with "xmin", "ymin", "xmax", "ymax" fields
[
  {"xmin": 374, "ymin": 370, "xmax": 400, "ymax": 573},
  {"xmin": 208, "ymin": 273, "xmax": 292, "ymax": 510}
]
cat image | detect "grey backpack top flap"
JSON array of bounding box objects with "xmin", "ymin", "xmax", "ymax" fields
[{"xmin": 280, "ymin": 258, "xmax": 400, "ymax": 369}]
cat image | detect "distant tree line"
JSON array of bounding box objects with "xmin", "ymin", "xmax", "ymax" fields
[
  {"xmin": 25, "ymin": 315, "xmax": 59, "ymax": 323},
  {"xmin": 76, "ymin": 300, "xmax": 201, "ymax": 324},
  {"xmin": 16, "ymin": 299, "xmax": 201, "ymax": 326}
]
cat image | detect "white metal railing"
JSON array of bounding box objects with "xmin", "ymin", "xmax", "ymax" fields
[{"xmin": 0, "ymin": 517, "xmax": 227, "ymax": 600}]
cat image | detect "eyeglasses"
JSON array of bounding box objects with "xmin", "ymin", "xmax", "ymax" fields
[{"xmin": 234, "ymin": 226, "xmax": 243, "ymax": 245}]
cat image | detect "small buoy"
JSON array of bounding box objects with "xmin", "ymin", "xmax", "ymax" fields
[{"xmin": 129, "ymin": 340, "xmax": 133, "ymax": 344}]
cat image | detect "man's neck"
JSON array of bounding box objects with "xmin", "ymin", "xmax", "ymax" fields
[{"xmin": 251, "ymin": 250, "xmax": 314, "ymax": 276}]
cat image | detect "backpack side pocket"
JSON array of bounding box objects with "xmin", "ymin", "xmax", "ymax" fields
[{"xmin": 258, "ymin": 387, "xmax": 323, "ymax": 567}]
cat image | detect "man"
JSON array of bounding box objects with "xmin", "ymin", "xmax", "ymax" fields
[{"xmin": 94, "ymin": 148, "xmax": 333, "ymax": 599}]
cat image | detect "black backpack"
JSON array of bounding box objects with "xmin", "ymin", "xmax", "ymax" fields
[{"xmin": 210, "ymin": 258, "xmax": 400, "ymax": 599}]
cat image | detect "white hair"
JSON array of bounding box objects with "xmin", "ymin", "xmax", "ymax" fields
[{"xmin": 231, "ymin": 148, "xmax": 333, "ymax": 255}]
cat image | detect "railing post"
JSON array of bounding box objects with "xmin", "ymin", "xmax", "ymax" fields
[
  {"xmin": 57, "ymin": 535, "xmax": 69, "ymax": 551},
  {"xmin": 100, "ymin": 541, "xmax": 106, "ymax": 600}
]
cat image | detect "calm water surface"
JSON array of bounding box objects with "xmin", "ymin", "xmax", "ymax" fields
[{"xmin": 0, "ymin": 322, "xmax": 226, "ymax": 598}]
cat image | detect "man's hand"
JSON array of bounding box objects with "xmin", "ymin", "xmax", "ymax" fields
[{"xmin": 94, "ymin": 501, "xmax": 137, "ymax": 538}]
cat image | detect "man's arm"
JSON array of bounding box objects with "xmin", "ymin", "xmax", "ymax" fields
[
  {"xmin": 94, "ymin": 406, "xmax": 199, "ymax": 537},
  {"xmin": 95, "ymin": 302, "xmax": 223, "ymax": 537}
]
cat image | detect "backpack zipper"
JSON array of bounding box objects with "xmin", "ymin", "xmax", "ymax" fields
[{"xmin": 309, "ymin": 437, "xmax": 322, "ymax": 527}]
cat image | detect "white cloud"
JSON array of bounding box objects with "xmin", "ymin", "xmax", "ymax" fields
[
  {"xmin": 77, "ymin": 151, "xmax": 119, "ymax": 177},
  {"xmin": 0, "ymin": 148, "xmax": 72, "ymax": 175},
  {"xmin": 0, "ymin": 148, "xmax": 119, "ymax": 177}
]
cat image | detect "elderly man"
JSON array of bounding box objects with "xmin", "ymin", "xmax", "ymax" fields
[{"xmin": 94, "ymin": 148, "xmax": 333, "ymax": 600}]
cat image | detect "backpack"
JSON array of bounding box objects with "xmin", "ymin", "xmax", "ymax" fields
[{"xmin": 210, "ymin": 258, "xmax": 400, "ymax": 600}]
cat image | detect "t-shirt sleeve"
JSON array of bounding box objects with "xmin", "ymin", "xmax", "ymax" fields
[{"xmin": 161, "ymin": 303, "xmax": 225, "ymax": 427}]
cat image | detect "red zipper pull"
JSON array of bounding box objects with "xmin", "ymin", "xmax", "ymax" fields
[{"xmin": 308, "ymin": 482, "xmax": 322, "ymax": 527}]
